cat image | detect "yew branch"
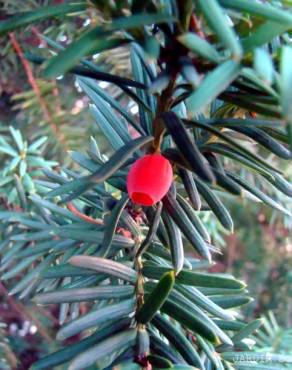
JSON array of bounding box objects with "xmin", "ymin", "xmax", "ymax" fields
[{"xmin": 9, "ymin": 32, "xmax": 68, "ymax": 151}]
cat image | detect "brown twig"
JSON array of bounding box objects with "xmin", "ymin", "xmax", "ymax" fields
[
  {"xmin": 190, "ymin": 14, "xmax": 205, "ymax": 39},
  {"xmin": 9, "ymin": 32, "xmax": 68, "ymax": 151},
  {"xmin": 31, "ymin": 27, "xmax": 63, "ymax": 115},
  {"xmin": 0, "ymin": 281, "xmax": 53, "ymax": 342},
  {"xmin": 31, "ymin": 26, "xmax": 46, "ymax": 46},
  {"xmin": 67, "ymin": 202, "xmax": 103, "ymax": 225},
  {"xmin": 152, "ymin": 78, "xmax": 176, "ymax": 152}
]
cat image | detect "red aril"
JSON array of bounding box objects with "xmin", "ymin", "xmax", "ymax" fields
[{"xmin": 127, "ymin": 154, "xmax": 173, "ymax": 206}]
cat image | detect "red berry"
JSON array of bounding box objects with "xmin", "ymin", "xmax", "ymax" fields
[{"xmin": 127, "ymin": 154, "xmax": 173, "ymax": 206}]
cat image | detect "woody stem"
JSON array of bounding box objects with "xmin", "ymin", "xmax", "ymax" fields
[{"xmin": 152, "ymin": 78, "xmax": 176, "ymax": 152}]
